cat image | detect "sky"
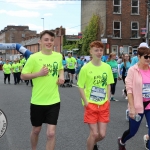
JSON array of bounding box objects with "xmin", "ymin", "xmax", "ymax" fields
[{"xmin": 0, "ymin": 0, "xmax": 81, "ymax": 35}]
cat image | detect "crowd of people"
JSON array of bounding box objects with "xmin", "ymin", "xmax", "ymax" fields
[{"xmin": 1, "ymin": 30, "xmax": 150, "ymax": 150}]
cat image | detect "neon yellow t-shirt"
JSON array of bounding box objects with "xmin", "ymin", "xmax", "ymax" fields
[
  {"xmin": 22, "ymin": 51, "xmax": 63, "ymax": 105},
  {"xmin": 12, "ymin": 63, "xmax": 20, "ymax": 73},
  {"xmin": 17, "ymin": 63, "xmax": 22, "ymax": 72},
  {"xmin": 77, "ymin": 62, "xmax": 114, "ymax": 105},
  {"xmin": 3, "ymin": 64, "xmax": 11, "ymax": 74},
  {"xmin": 66, "ymin": 57, "xmax": 76, "ymax": 69}
]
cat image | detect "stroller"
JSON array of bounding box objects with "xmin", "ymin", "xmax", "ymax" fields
[{"xmin": 60, "ymin": 68, "xmax": 72, "ymax": 87}]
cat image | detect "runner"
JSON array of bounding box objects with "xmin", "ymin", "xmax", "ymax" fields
[
  {"xmin": 75, "ymin": 56, "xmax": 84, "ymax": 80},
  {"xmin": 66, "ymin": 52, "xmax": 76, "ymax": 83},
  {"xmin": 77, "ymin": 41, "xmax": 114, "ymax": 150},
  {"xmin": 106, "ymin": 53, "xmax": 118, "ymax": 101},
  {"xmin": 118, "ymin": 46, "xmax": 150, "ymax": 150},
  {"xmin": 21, "ymin": 30, "xmax": 64, "ymax": 150},
  {"xmin": 118, "ymin": 54, "xmax": 131, "ymax": 100},
  {"xmin": 11, "ymin": 60, "xmax": 21, "ymax": 85},
  {"xmin": 2, "ymin": 59, "xmax": 12, "ymax": 84}
]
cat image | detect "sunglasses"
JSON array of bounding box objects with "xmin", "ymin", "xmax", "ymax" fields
[{"xmin": 144, "ymin": 55, "xmax": 150, "ymax": 59}]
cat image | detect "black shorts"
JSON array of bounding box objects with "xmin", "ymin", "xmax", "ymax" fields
[
  {"xmin": 67, "ymin": 69, "xmax": 75, "ymax": 74},
  {"xmin": 30, "ymin": 102, "xmax": 60, "ymax": 127}
]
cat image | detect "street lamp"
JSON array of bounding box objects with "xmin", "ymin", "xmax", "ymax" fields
[{"xmin": 41, "ymin": 18, "xmax": 44, "ymax": 30}]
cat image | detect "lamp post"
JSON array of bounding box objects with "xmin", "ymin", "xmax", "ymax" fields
[{"xmin": 41, "ymin": 18, "xmax": 44, "ymax": 30}]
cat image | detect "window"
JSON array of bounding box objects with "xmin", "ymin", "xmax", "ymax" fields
[
  {"xmin": 113, "ymin": 0, "xmax": 121, "ymax": 13},
  {"xmin": 111, "ymin": 45, "xmax": 118, "ymax": 55},
  {"xmin": 131, "ymin": 0, "xmax": 139, "ymax": 14},
  {"xmin": 113, "ymin": 21, "xmax": 121, "ymax": 38},
  {"xmin": 131, "ymin": 22, "xmax": 139, "ymax": 38}
]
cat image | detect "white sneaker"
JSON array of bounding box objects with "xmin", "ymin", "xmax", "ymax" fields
[
  {"xmin": 143, "ymin": 135, "xmax": 149, "ymax": 150},
  {"xmin": 125, "ymin": 96, "xmax": 128, "ymax": 100}
]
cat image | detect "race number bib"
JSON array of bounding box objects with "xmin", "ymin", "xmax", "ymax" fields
[
  {"xmin": 15, "ymin": 68, "xmax": 19, "ymax": 72},
  {"xmin": 142, "ymin": 83, "xmax": 150, "ymax": 99},
  {"xmin": 89, "ymin": 86, "xmax": 106, "ymax": 102},
  {"xmin": 0, "ymin": 109, "xmax": 7, "ymax": 138},
  {"xmin": 112, "ymin": 67, "xmax": 118, "ymax": 73},
  {"xmin": 69, "ymin": 63, "xmax": 73, "ymax": 67}
]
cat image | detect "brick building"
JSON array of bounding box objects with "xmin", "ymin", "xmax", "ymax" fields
[
  {"xmin": 81, "ymin": 0, "xmax": 147, "ymax": 56},
  {"xmin": 0, "ymin": 25, "xmax": 37, "ymax": 57}
]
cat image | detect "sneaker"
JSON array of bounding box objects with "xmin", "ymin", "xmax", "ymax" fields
[
  {"xmin": 118, "ymin": 137, "xmax": 126, "ymax": 150},
  {"xmin": 143, "ymin": 135, "xmax": 149, "ymax": 150},
  {"xmin": 110, "ymin": 97, "xmax": 115, "ymax": 101},
  {"xmin": 93, "ymin": 143, "xmax": 99, "ymax": 150}
]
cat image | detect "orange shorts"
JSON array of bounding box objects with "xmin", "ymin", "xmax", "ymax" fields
[{"xmin": 84, "ymin": 101, "xmax": 110, "ymax": 124}]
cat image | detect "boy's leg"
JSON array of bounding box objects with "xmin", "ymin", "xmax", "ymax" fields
[
  {"xmin": 87, "ymin": 123, "xmax": 99, "ymax": 150},
  {"xmin": 46, "ymin": 125, "xmax": 56, "ymax": 150},
  {"xmin": 30, "ymin": 126, "xmax": 42, "ymax": 150}
]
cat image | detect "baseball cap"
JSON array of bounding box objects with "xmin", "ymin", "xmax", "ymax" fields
[{"xmin": 138, "ymin": 42, "xmax": 149, "ymax": 48}]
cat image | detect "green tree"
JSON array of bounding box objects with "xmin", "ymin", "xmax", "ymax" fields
[{"xmin": 81, "ymin": 14, "xmax": 104, "ymax": 55}]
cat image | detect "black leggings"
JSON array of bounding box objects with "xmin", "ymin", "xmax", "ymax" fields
[
  {"xmin": 110, "ymin": 78, "xmax": 117, "ymax": 95},
  {"xmin": 122, "ymin": 76, "xmax": 127, "ymax": 96},
  {"xmin": 4, "ymin": 74, "xmax": 10, "ymax": 83}
]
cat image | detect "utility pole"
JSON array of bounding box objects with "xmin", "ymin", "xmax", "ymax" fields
[{"xmin": 147, "ymin": 0, "xmax": 150, "ymax": 46}]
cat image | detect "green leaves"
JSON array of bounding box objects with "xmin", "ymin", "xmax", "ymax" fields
[{"xmin": 80, "ymin": 14, "xmax": 104, "ymax": 55}]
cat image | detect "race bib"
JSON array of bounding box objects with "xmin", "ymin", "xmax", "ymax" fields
[
  {"xmin": 15, "ymin": 68, "xmax": 19, "ymax": 72},
  {"xmin": 69, "ymin": 63, "xmax": 73, "ymax": 67},
  {"xmin": 142, "ymin": 83, "xmax": 150, "ymax": 99},
  {"xmin": 89, "ymin": 86, "xmax": 106, "ymax": 102},
  {"xmin": 112, "ymin": 67, "xmax": 118, "ymax": 73},
  {"xmin": 78, "ymin": 64, "xmax": 81, "ymax": 67}
]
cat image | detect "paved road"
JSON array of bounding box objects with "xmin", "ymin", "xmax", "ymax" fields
[{"xmin": 0, "ymin": 71, "xmax": 148, "ymax": 150}]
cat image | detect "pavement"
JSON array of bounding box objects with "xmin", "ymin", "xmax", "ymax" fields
[{"xmin": 0, "ymin": 71, "xmax": 148, "ymax": 150}]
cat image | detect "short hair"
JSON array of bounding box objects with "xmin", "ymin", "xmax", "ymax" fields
[
  {"xmin": 40, "ymin": 30, "xmax": 55, "ymax": 39},
  {"xmin": 68, "ymin": 52, "xmax": 72, "ymax": 55},
  {"xmin": 90, "ymin": 41, "xmax": 104, "ymax": 49},
  {"xmin": 137, "ymin": 47, "xmax": 150, "ymax": 56}
]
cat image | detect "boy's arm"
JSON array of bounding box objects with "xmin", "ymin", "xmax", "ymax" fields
[
  {"xmin": 78, "ymin": 88, "xmax": 88, "ymax": 106},
  {"xmin": 21, "ymin": 66, "xmax": 49, "ymax": 80}
]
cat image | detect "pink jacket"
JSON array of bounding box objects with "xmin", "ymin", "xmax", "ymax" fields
[{"xmin": 125, "ymin": 64, "xmax": 150, "ymax": 113}]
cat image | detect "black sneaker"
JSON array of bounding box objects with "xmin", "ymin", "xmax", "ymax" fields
[
  {"xmin": 93, "ymin": 144, "xmax": 99, "ymax": 150},
  {"xmin": 118, "ymin": 137, "xmax": 126, "ymax": 150}
]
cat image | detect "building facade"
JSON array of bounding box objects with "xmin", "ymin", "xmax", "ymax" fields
[
  {"xmin": 81, "ymin": 0, "xmax": 147, "ymax": 56},
  {"xmin": 0, "ymin": 25, "xmax": 37, "ymax": 58}
]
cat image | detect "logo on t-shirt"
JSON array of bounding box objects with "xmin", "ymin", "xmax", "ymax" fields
[
  {"xmin": 93, "ymin": 73, "xmax": 107, "ymax": 87},
  {"xmin": 52, "ymin": 62, "xmax": 58, "ymax": 76}
]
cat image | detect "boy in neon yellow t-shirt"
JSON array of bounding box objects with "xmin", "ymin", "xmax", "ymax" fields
[
  {"xmin": 21, "ymin": 30, "xmax": 64, "ymax": 150},
  {"xmin": 77, "ymin": 41, "xmax": 114, "ymax": 150}
]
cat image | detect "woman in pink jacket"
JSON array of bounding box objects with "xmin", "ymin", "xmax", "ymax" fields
[{"xmin": 118, "ymin": 46, "xmax": 150, "ymax": 150}]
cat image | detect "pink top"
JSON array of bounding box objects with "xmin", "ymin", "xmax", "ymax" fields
[
  {"xmin": 139, "ymin": 69, "xmax": 150, "ymax": 110},
  {"xmin": 125, "ymin": 64, "xmax": 150, "ymax": 113}
]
